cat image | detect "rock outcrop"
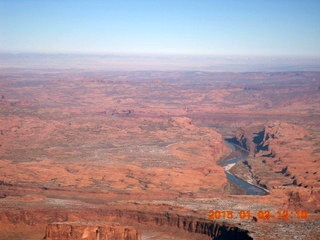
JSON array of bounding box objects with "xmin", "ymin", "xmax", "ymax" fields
[
  {"xmin": 42, "ymin": 222, "xmax": 141, "ymax": 240},
  {"xmin": 256, "ymin": 122, "xmax": 308, "ymax": 158},
  {"xmin": 168, "ymin": 117, "xmax": 194, "ymax": 129},
  {"xmin": 234, "ymin": 128, "xmax": 256, "ymax": 155}
]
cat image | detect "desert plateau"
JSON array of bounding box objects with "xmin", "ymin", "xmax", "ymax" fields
[
  {"xmin": 0, "ymin": 69, "xmax": 319, "ymax": 239},
  {"xmin": 2, "ymin": 0, "xmax": 320, "ymax": 238}
]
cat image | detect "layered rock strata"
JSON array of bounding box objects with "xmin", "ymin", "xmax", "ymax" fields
[{"xmin": 42, "ymin": 222, "xmax": 141, "ymax": 240}]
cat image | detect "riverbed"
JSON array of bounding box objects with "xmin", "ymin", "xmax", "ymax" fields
[{"xmin": 222, "ymin": 141, "xmax": 268, "ymax": 195}]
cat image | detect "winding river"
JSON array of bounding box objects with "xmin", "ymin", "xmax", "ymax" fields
[{"xmin": 221, "ymin": 141, "xmax": 268, "ymax": 195}]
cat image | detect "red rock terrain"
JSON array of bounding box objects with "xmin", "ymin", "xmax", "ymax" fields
[
  {"xmin": 0, "ymin": 70, "xmax": 319, "ymax": 239},
  {"xmin": 42, "ymin": 222, "xmax": 140, "ymax": 240},
  {"xmin": 230, "ymin": 121, "xmax": 320, "ymax": 211}
]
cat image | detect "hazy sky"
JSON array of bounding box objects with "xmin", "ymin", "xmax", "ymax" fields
[{"xmin": 1, "ymin": 0, "xmax": 320, "ymax": 57}]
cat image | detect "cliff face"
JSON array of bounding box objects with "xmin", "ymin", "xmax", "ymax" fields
[
  {"xmin": 42, "ymin": 222, "xmax": 141, "ymax": 240},
  {"xmin": 234, "ymin": 128, "xmax": 253, "ymax": 153},
  {"xmin": 0, "ymin": 207, "xmax": 253, "ymax": 240},
  {"xmin": 56, "ymin": 215, "xmax": 252, "ymax": 240},
  {"xmin": 257, "ymin": 122, "xmax": 308, "ymax": 157}
]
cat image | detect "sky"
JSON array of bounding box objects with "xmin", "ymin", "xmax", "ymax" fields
[{"xmin": 0, "ymin": 0, "xmax": 320, "ymax": 57}]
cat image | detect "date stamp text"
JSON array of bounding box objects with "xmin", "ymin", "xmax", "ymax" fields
[{"xmin": 208, "ymin": 210, "xmax": 308, "ymax": 220}]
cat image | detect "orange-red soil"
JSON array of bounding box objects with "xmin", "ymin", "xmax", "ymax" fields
[{"xmin": 0, "ymin": 70, "xmax": 319, "ymax": 239}]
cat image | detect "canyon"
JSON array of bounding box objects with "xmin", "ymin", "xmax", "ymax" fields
[{"xmin": 0, "ymin": 70, "xmax": 319, "ymax": 239}]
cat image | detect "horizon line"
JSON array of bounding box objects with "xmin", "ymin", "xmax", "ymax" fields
[{"xmin": 1, "ymin": 51, "xmax": 320, "ymax": 59}]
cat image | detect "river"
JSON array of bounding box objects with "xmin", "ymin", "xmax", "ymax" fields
[{"xmin": 221, "ymin": 141, "xmax": 268, "ymax": 195}]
